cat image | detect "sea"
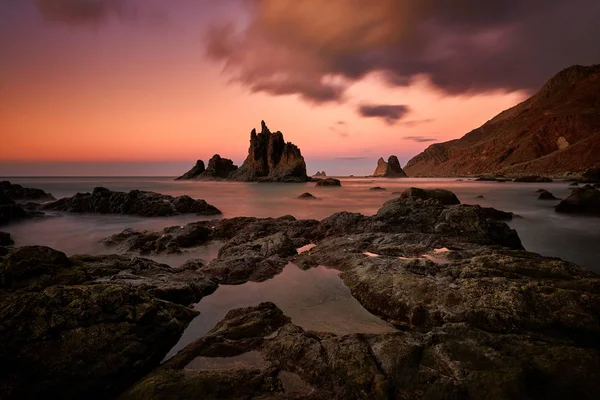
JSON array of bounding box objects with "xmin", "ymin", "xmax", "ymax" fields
[{"xmin": 3, "ymin": 176, "xmax": 599, "ymax": 353}]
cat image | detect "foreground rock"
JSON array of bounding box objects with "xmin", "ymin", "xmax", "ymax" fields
[
  {"xmin": 315, "ymin": 178, "xmax": 341, "ymax": 187},
  {"xmin": 176, "ymin": 155, "xmax": 239, "ymax": 180},
  {"xmin": 399, "ymin": 187, "xmax": 460, "ymax": 205},
  {"xmin": 0, "ymin": 246, "xmax": 202, "ymax": 399},
  {"xmin": 556, "ymin": 187, "xmax": 600, "ymax": 215},
  {"xmin": 230, "ymin": 121, "xmax": 309, "ymax": 182},
  {"xmin": 43, "ymin": 187, "xmax": 221, "ymax": 217},
  {"xmin": 373, "ymin": 156, "xmax": 408, "ymax": 177},
  {"xmin": 514, "ymin": 175, "xmax": 553, "ymax": 182},
  {"xmin": 582, "ymin": 167, "xmax": 600, "ymax": 182},
  {"xmin": 0, "ymin": 196, "xmax": 43, "ymax": 226},
  {"xmin": 0, "ymin": 181, "xmax": 55, "ymax": 202},
  {"xmin": 0, "ymin": 232, "xmax": 13, "ymax": 246}
]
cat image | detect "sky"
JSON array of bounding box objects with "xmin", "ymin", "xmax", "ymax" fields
[{"xmin": 1, "ymin": 0, "xmax": 599, "ymax": 176}]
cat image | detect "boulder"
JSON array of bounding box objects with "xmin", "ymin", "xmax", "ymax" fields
[
  {"xmin": 297, "ymin": 192, "xmax": 317, "ymax": 199},
  {"xmin": 556, "ymin": 187, "xmax": 600, "ymax": 215},
  {"xmin": 0, "ymin": 181, "xmax": 55, "ymax": 202},
  {"xmin": 175, "ymin": 160, "xmax": 205, "ymax": 180},
  {"xmin": 0, "ymin": 246, "xmax": 201, "ymax": 399},
  {"xmin": 582, "ymin": 167, "xmax": 600, "ymax": 182},
  {"xmin": 399, "ymin": 187, "xmax": 460, "ymax": 205},
  {"xmin": 538, "ymin": 190, "xmax": 560, "ymax": 200},
  {"xmin": 43, "ymin": 187, "xmax": 221, "ymax": 217},
  {"xmin": 369, "ymin": 186, "xmax": 386, "ymax": 191},
  {"xmin": 373, "ymin": 156, "xmax": 407, "ymax": 177},
  {"xmin": 230, "ymin": 121, "xmax": 309, "ymax": 182},
  {"xmin": 315, "ymin": 178, "xmax": 341, "ymax": 187}
]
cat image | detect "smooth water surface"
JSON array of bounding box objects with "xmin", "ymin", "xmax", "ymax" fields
[
  {"xmin": 167, "ymin": 263, "xmax": 396, "ymax": 358},
  {"xmin": 3, "ymin": 176, "xmax": 599, "ymax": 272}
]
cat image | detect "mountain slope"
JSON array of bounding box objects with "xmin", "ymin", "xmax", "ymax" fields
[{"xmin": 404, "ymin": 65, "xmax": 600, "ymax": 176}]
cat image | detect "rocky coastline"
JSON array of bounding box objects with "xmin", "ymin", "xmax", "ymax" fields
[{"xmin": 2, "ymin": 187, "xmax": 598, "ymax": 398}]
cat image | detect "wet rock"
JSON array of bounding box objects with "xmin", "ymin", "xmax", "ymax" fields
[
  {"xmin": 103, "ymin": 223, "xmax": 214, "ymax": 255},
  {"xmin": 569, "ymin": 181, "xmax": 579, "ymax": 186},
  {"xmin": 0, "ymin": 246, "xmax": 200, "ymax": 400},
  {"xmin": 475, "ymin": 195, "xmax": 485, "ymax": 199},
  {"xmin": 514, "ymin": 175, "xmax": 553, "ymax": 182},
  {"xmin": 538, "ymin": 190, "xmax": 560, "ymax": 200},
  {"xmin": 175, "ymin": 160, "xmax": 205, "ymax": 180},
  {"xmin": 373, "ymin": 156, "xmax": 407, "ymax": 177},
  {"xmin": 43, "ymin": 187, "xmax": 221, "ymax": 217},
  {"xmin": 230, "ymin": 121, "xmax": 309, "ymax": 182},
  {"xmin": 595, "ymin": 183, "xmax": 600, "ymax": 189},
  {"xmin": 582, "ymin": 167, "xmax": 600, "ymax": 182},
  {"xmin": 0, "ymin": 181, "xmax": 55, "ymax": 202},
  {"xmin": 556, "ymin": 187, "xmax": 600, "ymax": 215},
  {"xmin": 582, "ymin": 184, "xmax": 596, "ymax": 190},
  {"xmin": 126, "ymin": 302, "xmax": 600, "ymax": 400},
  {"xmin": 369, "ymin": 186, "xmax": 386, "ymax": 191},
  {"xmin": 0, "ymin": 232, "xmax": 12, "ymax": 246},
  {"xmin": 399, "ymin": 187, "xmax": 460, "ymax": 205},
  {"xmin": 315, "ymin": 178, "xmax": 341, "ymax": 187},
  {"xmin": 297, "ymin": 192, "xmax": 317, "ymax": 199}
]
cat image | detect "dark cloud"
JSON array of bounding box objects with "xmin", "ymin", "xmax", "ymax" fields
[
  {"xmin": 335, "ymin": 157, "xmax": 368, "ymax": 160},
  {"xmin": 206, "ymin": 0, "xmax": 600, "ymax": 102},
  {"xmin": 358, "ymin": 104, "xmax": 410, "ymax": 125},
  {"xmin": 404, "ymin": 136, "xmax": 437, "ymax": 143},
  {"xmin": 34, "ymin": 0, "xmax": 166, "ymax": 26}
]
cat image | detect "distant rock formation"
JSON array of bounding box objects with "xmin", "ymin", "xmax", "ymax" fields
[
  {"xmin": 176, "ymin": 155, "xmax": 238, "ymax": 180},
  {"xmin": 175, "ymin": 160, "xmax": 205, "ymax": 180},
  {"xmin": 204, "ymin": 155, "xmax": 238, "ymax": 179},
  {"xmin": 313, "ymin": 171, "xmax": 327, "ymax": 177},
  {"xmin": 230, "ymin": 121, "xmax": 309, "ymax": 182},
  {"xmin": 0, "ymin": 181, "xmax": 55, "ymax": 202},
  {"xmin": 43, "ymin": 187, "xmax": 221, "ymax": 217},
  {"xmin": 404, "ymin": 64, "xmax": 600, "ymax": 176},
  {"xmin": 373, "ymin": 156, "xmax": 408, "ymax": 177}
]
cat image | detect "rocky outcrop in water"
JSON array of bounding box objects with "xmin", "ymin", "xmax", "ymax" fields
[
  {"xmin": 176, "ymin": 155, "xmax": 239, "ymax": 180},
  {"xmin": 0, "ymin": 181, "xmax": 55, "ymax": 202},
  {"xmin": 405, "ymin": 65, "xmax": 600, "ymax": 176},
  {"xmin": 43, "ymin": 187, "xmax": 221, "ymax": 217},
  {"xmin": 315, "ymin": 178, "xmax": 341, "ymax": 187},
  {"xmin": 399, "ymin": 187, "xmax": 460, "ymax": 205},
  {"xmin": 514, "ymin": 175, "xmax": 553, "ymax": 182},
  {"xmin": 538, "ymin": 190, "xmax": 560, "ymax": 200},
  {"xmin": 230, "ymin": 121, "xmax": 309, "ymax": 182},
  {"xmin": 556, "ymin": 187, "xmax": 600, "ymax": 215},
  {"xmin": 297, "ymin": 192, "xmax": 317, "ymax": 199},
  {"xmin": 0, "ymin": 246, "xmax": 201, "ymax": 399},
  {"xmin": 175, "ymin": 160, "xmax": 205, "ymax": 180},
  {"xmin": 373, "ymin": 156, "xmax": 408, "ymax": 177},
  {"xmin": 0, "ymin": 196, "xmax": 44, "ymax": 226}
]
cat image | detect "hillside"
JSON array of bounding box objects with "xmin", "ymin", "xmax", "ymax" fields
[{"xmin": 404, "ymin": 65, "xmax": 600, "ymax": 176}]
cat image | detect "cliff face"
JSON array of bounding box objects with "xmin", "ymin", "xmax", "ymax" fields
[
  {"xmin": 231, "ymin": 121, "xmax": 309, "ymax": 182},
  {"xmin": 373, "ymin": 156, "xmax": 408, "ymax": 177},
  {"xmin": 404, "ymin": 65, "xmax": 600, "ymax": 176}
]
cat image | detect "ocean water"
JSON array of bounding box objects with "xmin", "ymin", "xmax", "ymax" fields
[{"xmin": 3, "ymin": 176, "xmax": 599, "ymax": 272}]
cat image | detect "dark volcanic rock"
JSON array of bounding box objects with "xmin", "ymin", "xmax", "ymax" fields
[
  {"xmin": 297, "ymin": 192, "xmax": 317, "ymax": 199},
  {"xmin": 230, "ymin": 121, "xmax": 309, "ymax": 182},
  {"xmin": 399, "ymin": 187, "xmax": 460, "ymax": 205},
  {"xmin": 369, "ymin": 186, "xmax": 386, "ymax": 191},
  {"xmin": 0, "ymin": 246, "xmax": 201, "ymax": 400},
  {"xmin": 556, "ymin": 187, "xmax": 600, "ymax": 215},
  {"xmin": 0, "ymin": 181, "xmax": 55, "ymax": 202},
  {"xmin": 0, "ymin": 232, "xmax": 12, "ymax": 246},
  {"xmin": 538, "ymin": 190, "xmax": 560, "ymax": 200},
  {"xmin": 373, "ymin": 156, "xmax": 408, "ymax": 177},
  {"xmin": 582, "ymin": 167, "xmax": 600, "ymax": 182},
  {"xmin": 175, "ymin": 160, "xmax": 205, "ymax": 180},
  {"xmin": 315, "ymin": 178, "xmax": 341, "ymax": 187},
  {"xmin": 514, "ymin": 175, "xmax": 553, "ymax": 182},
  {"xmin": 203, "ymin": 154, "xmax": 238, "ymax": 178},
  {"xmin": 43, "ymin": 187, "xmax": 221, "ymax": 217}
]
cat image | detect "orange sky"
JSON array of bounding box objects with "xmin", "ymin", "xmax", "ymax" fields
[{"xmin": 2, "ymin": 0, "xmax": 573, "ymax": 175}]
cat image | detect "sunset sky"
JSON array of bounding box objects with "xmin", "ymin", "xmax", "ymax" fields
[{"xmin": 1, "ymin": 0, "xmax": 599, "ymax": 176}]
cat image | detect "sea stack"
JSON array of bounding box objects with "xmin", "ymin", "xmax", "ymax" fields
[
  {"xmin": 176, "ymin": 155, "xmax": 238, "ymax": 180},
  {"xmin": 314, "ymin": 171, "xmax": 327, "ymax": 177},
  {"xmin": 373, "ymin": 156, "xmax": 407, "ymax": 177},
  {"xmin": 230, "ymin": 121, "xmax": 309, "ymax": 182}
]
